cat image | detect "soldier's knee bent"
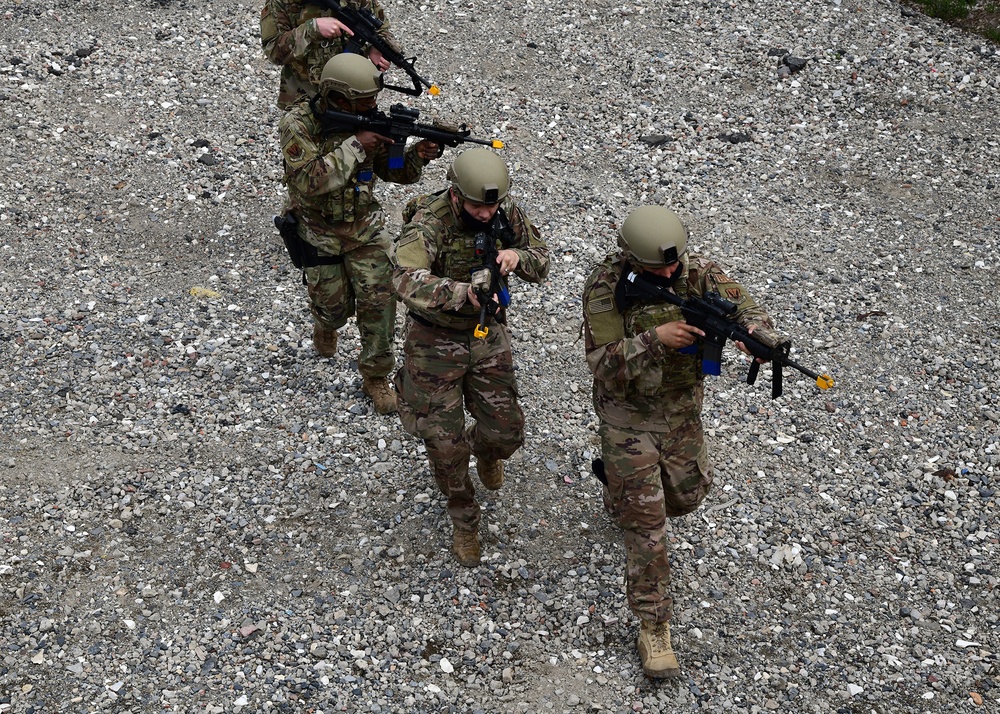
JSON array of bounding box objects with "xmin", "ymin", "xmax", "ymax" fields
[
  {"xmin": 663, "ymin": 481, "xmax": 711, "ymax": 517},
  {"xmin": 312, "ymin": 299, "xmax": 354, "ymax": 330},
  {"xmin": 473, "ymin": 423, "xmax": 524, "ymax": 458},
  {"xmin": 306, "ymin": 265, "xmax": 356, "ymax": 327}
]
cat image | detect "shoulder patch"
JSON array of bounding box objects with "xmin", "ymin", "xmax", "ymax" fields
[
  {"xmin": 709, "ymin": 271, "xmax": 747, "ymax": 305},
  {"xmin": 393, "ymin": 222, "xmax": 433, "ymax": 269},
  {"xmin": 260, "ymin": 13, "xmax": 277, "ymax": 41},
  {"xmin": 584, "ymin": 283, "xmax": 625, "ymax": 345},
  {"xmin": 588, "ymin": 296, "xmax": 615, "ymax": 315},
  {"xmin": 286, "ymin": 141, "xmax": 303, "ymax": 160}
]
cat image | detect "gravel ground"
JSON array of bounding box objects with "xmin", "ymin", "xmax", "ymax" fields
[{"xmin": 1, "ymin": 0, "xmax": 998, "ymax": 712}]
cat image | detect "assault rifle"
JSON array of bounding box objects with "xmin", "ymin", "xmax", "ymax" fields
[
  {"xmin": 621, "ymin": 269, "xmax": 834, "ymax": 398},
  {"xmin": 306, "ymin": 0, "xmax": 438, "ymax": 96},
  {"xmin": 314, "ymin": 101, "xmax": 504, "ymax": 170},
  {"xmin": 471, "ymin": 209, "xmax": 516, "ymax": 338}
]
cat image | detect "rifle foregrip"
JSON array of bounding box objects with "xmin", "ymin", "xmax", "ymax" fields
[{"xmin": 739, "ymin": 332, "xmax": 782, "ymax": 362}]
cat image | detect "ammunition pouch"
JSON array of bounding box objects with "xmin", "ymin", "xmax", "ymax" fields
[{"xmin": 273, "ymin": 212, "xmax": 345, "ymax": 270}]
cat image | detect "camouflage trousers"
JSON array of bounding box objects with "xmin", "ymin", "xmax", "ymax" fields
[
  {"xmin": 394, "ymin": 319, "xmax": 525, "ymax": 531},
  {"xmin": 599, "ymin": 412, "xmax": 713, "ymax": 624},
  {"xmin": 304, "ymin": 231, "xmax": 396, "ymax": 379}
]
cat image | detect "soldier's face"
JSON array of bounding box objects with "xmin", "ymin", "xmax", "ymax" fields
[
  {"xmin": 334, "ymin": 95, "xmax": 378, "ymax": 113},
  {"xmin": 460, "ymin": 198, "xmax": 499, "ymax": 223},
  {"xmin": 643, "ymin": 262, "xmax": 680, "ymax": 279}
]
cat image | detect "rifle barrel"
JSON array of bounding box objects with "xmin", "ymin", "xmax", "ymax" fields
[{"xmin": 781, "ymin": 356, "xmax": 834, "ymax": 389}]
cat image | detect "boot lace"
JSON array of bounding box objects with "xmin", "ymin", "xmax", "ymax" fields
[{"xmin": 651, "ymin": 623, "xmax": 672, "ymax": 650}]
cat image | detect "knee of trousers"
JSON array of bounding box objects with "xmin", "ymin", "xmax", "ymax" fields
[
  {"xmin": 306, "ymin": 265, "xmax": 355, "ymax": 328},
  {"xmin": 394, "ymin": 368, "xmax": 465, "ymax": 441},
  {"xmin": 471, "ymin": 422, "xmax": 524, "ymax": 457},
  {"xmin": 662, "ymin": 466, "xmax": 713, "ymax": 517},
  {"xmin": 424, "ymin": 435, "xmax": 472, "ymax": 479},
  {"xmin": 660, "ymin": 426, "xmax": 714, "ymax": 517},
  {"xmin": 468, "ymin": 395, "xmax": 525, "ymax": 451}
]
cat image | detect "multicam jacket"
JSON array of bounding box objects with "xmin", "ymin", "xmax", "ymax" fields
[
  {"xmin": 260, "ymin": 0, "xmax": 398, "ymax": 109},
  {"xmin": 280, "ymin": 100, "xmax": 428, "ymax": 253},
  {"xmin": 582, "ymin": 251, "xmax": 775, "ymax": 431},
  {"xmin": 393, "ymin": 191, "xmax": 550, "ymax": 331}
]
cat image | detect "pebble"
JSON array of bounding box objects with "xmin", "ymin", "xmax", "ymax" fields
[{"xmin": 0, "ymin": 1, "xmax": 997, "ymax": 712}]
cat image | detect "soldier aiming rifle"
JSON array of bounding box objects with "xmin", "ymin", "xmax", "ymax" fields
[
  {"xmin": 305, "ymin": 0, "xmax": 439, "ymax": 96},
  {"xmin": 581, "ymin": 205, "xmax": 833, "ymax": 679},
  {"xmin": 313, "ymin": 101, "xmax": 503, "ymax": 170}
]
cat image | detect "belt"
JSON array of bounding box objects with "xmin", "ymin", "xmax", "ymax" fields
[
  {"xmin": 408, "ymin": 312, "xmax": 472, "ymax": 332},
  {"xmin": 408, "ymin": 312, "xmax": 506, "ymax": 332}
]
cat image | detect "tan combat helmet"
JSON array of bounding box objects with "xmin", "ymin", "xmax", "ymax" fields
[
  {"xmin": 319, "ymin": 53, "xmax": 382, "ymax": 102},
  {"xmin": 619, "ymin": 205, "xmax": 688, "ymax": 267},
  {"xmin": 449, "ymin": 148, "xmax": 510, "ymax": 205}
]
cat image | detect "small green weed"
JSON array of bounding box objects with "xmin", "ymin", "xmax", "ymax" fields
[
  {"xmin": 914, "ymin": 0, "xmax": 975, "ymax": 21},
  {"xmin": 906, "ymin": 0, "xmax": 1000, "ymax": 44}
]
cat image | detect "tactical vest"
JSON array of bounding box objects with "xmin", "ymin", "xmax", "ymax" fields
[
  {"xmin": 625, "ymin": 307, "xmax": 701, "ymax": 394},
  {"xmin": 290, "ymin": 109, "xmax": 380, "ymax": 238},
  {"xmin": 401, "ymin": 191, "xmax": 515, "ymax": 329},
  {"xmin": 611, "ymin": 260, "xmax": 703, "ymax": 397}
]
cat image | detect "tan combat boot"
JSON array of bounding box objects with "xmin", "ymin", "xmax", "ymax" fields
[
  {"xmin": 476, "ymin": 457, "xmax": 504, "ymax": 490},
  {"xmin": 637, "ymin": 620, "xmax": 681, "ymax": 679},
  {"xmin": 313, "ymin": 325, "xmax": 338, "ymax": 357},
  {"xmin": 452, "ymin": 528, "xmax": 481, "ymax": 567},
  {"xmin": 362, "ymin": 376, "xmax": 398, "ymax": 415}
]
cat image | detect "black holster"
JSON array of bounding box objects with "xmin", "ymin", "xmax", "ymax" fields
[
  {"xmin": 273, "ymin": 212, "xmax": 345, "ymax": 270},
  {"xmin": 591, "ymin": 458, "xmax": 608, "ymax": 486}
]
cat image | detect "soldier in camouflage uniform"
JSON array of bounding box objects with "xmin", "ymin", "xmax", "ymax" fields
[
  {"xmin": 392, "ymin": 149, "xmax": 550, "ymax": 567},
  {"xmin": 280, "ymin": 53, "xmax": 439, "ymax": 414},
  {"xmin": 261, "ymin": 0, "xmax": 399, "ymax": 110},
  {"xmin": 582, "ymin": 205, "xmax": 782, "ymax": 679}
]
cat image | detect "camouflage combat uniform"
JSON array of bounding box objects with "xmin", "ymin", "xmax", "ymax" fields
[
  {"xmin": 392, "ymin": 191, "xmax": 549, "ymax": 532},
  {"xmin": 280, "ymin": 100, "xmax": 429, "ymax": 379},
  {"xmin": 582, "ymin": 251, "xmax": 775, "ymax": 624},
  {"xmin": 261, "ymin": 0, "xmax": 398, "ymax": 109}
]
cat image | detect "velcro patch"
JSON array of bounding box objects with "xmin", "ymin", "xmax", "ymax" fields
[
  {"xmin": 393, "ymin": 231, "xmax": 430, "ymax": 269},
  {"xmin": 725, "ymin": 287, "xmax": 743, "ymax": 301},
  {"xmin": 588, "ymin": 296, "xmax": 614, "ymax": 314}
]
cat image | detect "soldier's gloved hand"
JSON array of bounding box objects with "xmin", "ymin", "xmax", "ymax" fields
[
  {"xmin": 736, "ymin": 324, "xmax": 790, "ymax": 363},
  {"xmin": 470, "ymin": 268, "xmax": 492, "ymax": 294},
  {"xmin": 432, "ymin": 117, "xmax": 461, "ymax": 133},
  {"xmin": 747, "ymin": 324, "xmax": 788, "ymax": 351}
]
